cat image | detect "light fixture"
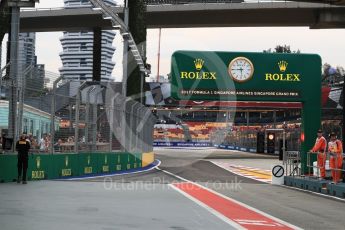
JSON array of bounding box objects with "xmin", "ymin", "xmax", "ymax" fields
[{"xmin": 92, "ymin": 7, "xmax": 102, "ymax": 11}]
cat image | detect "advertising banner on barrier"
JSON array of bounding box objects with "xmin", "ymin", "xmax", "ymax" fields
[
  {"xmin": 0, "ymin": 154, "xmax": 18, "ymax": 182},
  {"xmin": 154, "ymin": 142, "xmax": 212, "ymax": 147},
  {"xmin": 0, "ymin": 152, "xmax": 150, "ymax": 183},
  {"xmin": 28, "ymin": 155, "xmax": 52, "ymax": 180},
  {"xmin": 217, "ymin": 144, "xmax": 257, "ymax": 153},
  {"xmin": 52, "ymin": 154, "xmax": 79, "ymax": 178}
]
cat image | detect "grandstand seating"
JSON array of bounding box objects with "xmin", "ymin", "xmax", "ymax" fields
[{"xmin": 154, "ymin": 122, "xmax": 228, "ymax": 142}]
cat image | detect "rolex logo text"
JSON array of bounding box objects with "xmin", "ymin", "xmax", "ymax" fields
[
  {"xmin": 265, "ymin": 61, "xmax": 300, "ymax": 82},
  {"xmin": 180, "ymin": 59, "xmax": 217, "ymax": 80}
]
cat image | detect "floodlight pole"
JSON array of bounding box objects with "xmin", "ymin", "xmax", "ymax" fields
[
  {"xmin": 7, "ymin": 0, "xmax": 37, "ymax": 150},
  {"xmin": 121, "ymin": 0, "xmax": 129, "ymax": 152},
  {"xmin": 50, "ymin": 76, "xmax": 63, "ymax": 154},
  {"xmin": 122, "ymin": 0, "xmax": 129, "ymax": 99},
  {"xmin": 7, "ymin": 5, "xmax": 20, "ymax": 150}
]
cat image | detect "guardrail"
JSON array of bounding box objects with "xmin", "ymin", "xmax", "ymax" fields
[{"xmin": 307, "ymin": 151, "xmax": 345, "ymax": 183}]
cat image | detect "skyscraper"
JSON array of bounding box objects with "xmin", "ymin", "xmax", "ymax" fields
[
  {"xmin": 59, "ymin": 0, "xmax": 116, "ymax": 82},
  {"xmin": 18, "ymin": 33, "xmax": 36, "ymax": 68},
  {"xmin": 18, "ymin": 33, "xmax": 45, "ymax": 97}
]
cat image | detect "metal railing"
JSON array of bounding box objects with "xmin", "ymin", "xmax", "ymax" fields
[
  {"xmin": 306, "ymin": 151, "xmax": 345, "ymax": 183},
  {"xmin": 284, "ymin": 151, "xmax": 301, "ymax": 176}
]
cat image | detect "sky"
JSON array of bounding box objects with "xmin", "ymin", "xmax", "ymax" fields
[{"xmin": 2, "ymin": 0, "xmax": 345, "ymax": 82}]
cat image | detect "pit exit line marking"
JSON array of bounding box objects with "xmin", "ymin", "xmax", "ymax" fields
[
  {"xmin": 171, "ymin": 182, "xmax": 300, "ymax": 230},
  {"xmin": 158, "ymin": 167, "xmax": 301, "ymax": 230}
]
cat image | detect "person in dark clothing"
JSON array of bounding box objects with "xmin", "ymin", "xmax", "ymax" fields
[{"xmin": 16, "ymin": 134, "xmax": 31, "ymax": 184}]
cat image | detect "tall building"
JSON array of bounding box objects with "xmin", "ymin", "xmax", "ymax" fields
[
  {"xmin": 59, "ymin": 0, "xmax": 116, "ymax": 82},
  {"xmin": 18, "ymin": 33, "xmax": 45, "ymax": 97},
  {"xmin": 18, "ymin": 33, "xmax": 36, "ymax": 68}
]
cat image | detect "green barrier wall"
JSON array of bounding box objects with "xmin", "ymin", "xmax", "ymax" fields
[{"xmin": 0, "ymin": 152, "xmax": 145, "ymax": 183}]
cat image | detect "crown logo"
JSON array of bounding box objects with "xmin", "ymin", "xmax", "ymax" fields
[
  {"xmin": 278, "ymin": 61, "xmax": 288, "ymax": 72},
  {"xmin": 194, "ymin": 59, "xmax": 204, "ymax": 71},
  {"xmin": 65, "ymin": 156, "xmax": 69, "ymax": 167},
  {"xmin": 36, "ymin": 156, "xmax": 41, "ymax": 169}
]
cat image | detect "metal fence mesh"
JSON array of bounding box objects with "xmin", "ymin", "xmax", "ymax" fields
[{"xmin": 1, "ymin": 63, "xmax": 155, "ymax": 154}]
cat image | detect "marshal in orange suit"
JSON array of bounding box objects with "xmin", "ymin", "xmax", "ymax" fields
[
  {"xmin": 328, "ymin": 132, "xmax": 343, "ymax": 183},
  {"xmin": 311, "ymin": 129, "xmax": 327, "ymax": 179}
]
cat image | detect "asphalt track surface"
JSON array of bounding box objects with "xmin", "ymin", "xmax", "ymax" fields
[
  {"xmin": 1, "ymin": 148, "xmax": 345, "ymax": 230},
  {"xmin": 90, "ymin": 148, "xmax": 345, "ymax": 229}
]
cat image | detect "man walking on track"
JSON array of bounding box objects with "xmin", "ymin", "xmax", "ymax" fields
[
  {"xmin": 328, "ymin": 132, "xmax": 343, "ymax": 183},
  {"xmin": 311, "ymin": 129, "xmax": 327, "ymax": 179},
  {"xmin": 16, "ymin": 134, "xmax": 31, "ymax": 184}
]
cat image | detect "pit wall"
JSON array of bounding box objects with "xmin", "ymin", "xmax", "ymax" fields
[
  {"xmin": 0, "ymin": 152, "xmax": 155, "ymax": 182},
  {"xmin": 215, "ymin": 144, "xmax": 258, "ymax": 153}
]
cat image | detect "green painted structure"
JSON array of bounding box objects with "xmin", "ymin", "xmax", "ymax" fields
[
  {"xmin": 0, "ymin": 152, "xmax": 143, "ymax": 182},
  {"xmin": 171, "ymin": 51, "xmax": 322, "ymax": 172}
]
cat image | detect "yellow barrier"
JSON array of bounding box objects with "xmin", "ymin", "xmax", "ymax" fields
[{"xmin": 142, "ymin": 152, "xmax": 155, "ymax": 167}]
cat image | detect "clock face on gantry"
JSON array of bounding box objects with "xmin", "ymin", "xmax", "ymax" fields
[{"xmin": 228, "ymin": 57, "xmax": 254, "ymax": 83}]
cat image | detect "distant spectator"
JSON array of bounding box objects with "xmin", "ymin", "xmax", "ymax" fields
[
  {"xmin": 54, "ymin": 139, "xmax": 63, "ymax": 152},
  {"xmin": 39, "ymin": 134, "xmax": 46, "ymax": 152}
]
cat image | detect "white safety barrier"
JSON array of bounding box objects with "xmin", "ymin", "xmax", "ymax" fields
[
  {"xmin": 313, "ymin": 160, "xmax": 330, "ymax": 177},
  {"xmin": 271, "ymin": 165, "xmax": 285, "ymax": 185}
]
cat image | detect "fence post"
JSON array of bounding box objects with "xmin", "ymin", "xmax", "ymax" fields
[
  {"xmin": 74, "ymin": 82, "xmax": 87, "ymax": 153},
  {"xmin": 92, "ymin": 87, "xmax": 104, "ymax": 152},
  {"xmin": 50, "ymin": 76, "xmax": 63, "ymax": 154},
  {"xmin": 85, "ymin": 86, "xmax": 95, "ymax": 146}
]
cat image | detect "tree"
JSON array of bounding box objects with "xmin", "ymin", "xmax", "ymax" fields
[
  {"xmin": 263, "ymin": 45, "xmax": 300, "ymax": 54},
  {"xmin": 322, "ymin": 63, "xmax": 344, "ymax": 85}
]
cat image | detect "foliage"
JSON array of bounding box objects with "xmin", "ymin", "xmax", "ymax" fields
[
  {"xmin": 263, "ymin": 45, "xmax": 300, "ymax": 54},
  {"xmin": 322, "ymin": 63, "xmax": 344, "ymax": 85}
]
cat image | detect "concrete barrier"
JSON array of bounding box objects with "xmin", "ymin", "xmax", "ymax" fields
[{"xmin": 0, "ymin": 152, "xmax": 152, "ymax": 183}]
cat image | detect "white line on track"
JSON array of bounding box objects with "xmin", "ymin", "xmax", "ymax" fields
[
  {"xmin": 168, "ymin": 184, "xmax": 246, "ymax": 230},
  {"xmin": 280, "ymin": 184, "xmax": 345, "ymax": 202}
]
